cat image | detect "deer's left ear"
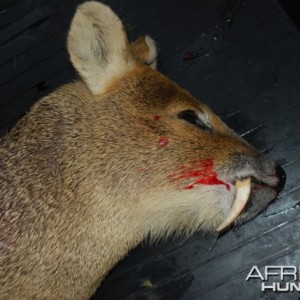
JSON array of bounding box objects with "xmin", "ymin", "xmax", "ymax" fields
[{"xmin": 67, "ymin": 1, "xmax": 134, "ymax": 94}]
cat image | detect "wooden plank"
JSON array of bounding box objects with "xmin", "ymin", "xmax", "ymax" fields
[
  {"xmin": 0, "ymin": 0, "xmax": 78, "ymax": 65},
  {"xmin": 0, "ymin": 28, "xmax": 67, "ymax": 86},
  {"xmin": 0, "ymin": 48, "xmax": 70, "ymax": 107},
  {"xmin": 0, "ymin": 0, "xmax": 48, "ymax": 29},
  {"xmin": 0, "ymin": 66, "xmax": 74, "ymax": 129}
]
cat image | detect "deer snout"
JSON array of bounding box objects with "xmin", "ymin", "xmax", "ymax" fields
[
  {"xmin": 229, "ymin": 153, "xmax": 284, "ymax": 189},
  {"xmin": 224, "ymin": 153, "xmax": 286, "ymax": 228}
]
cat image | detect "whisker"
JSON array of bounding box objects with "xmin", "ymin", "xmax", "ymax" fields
[{"xmin": 208, "ymin": 231, "xmax": 219, "ymax": 255}]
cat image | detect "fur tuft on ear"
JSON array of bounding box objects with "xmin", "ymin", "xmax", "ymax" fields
[{"xmin": 67, "ymin": 1, "xmax": 134, "ymax": 94}]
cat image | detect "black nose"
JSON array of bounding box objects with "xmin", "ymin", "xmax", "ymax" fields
[{"xmin": 275, "ymin": 164, "xmax": 286, "ymax": 194}]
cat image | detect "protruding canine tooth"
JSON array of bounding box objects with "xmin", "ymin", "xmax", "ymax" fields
[{"xmin": 217, "ymin": 178, "xmax": 251, "ymax": 232}]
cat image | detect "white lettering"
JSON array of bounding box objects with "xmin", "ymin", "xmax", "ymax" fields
[
  {"xmin": 262, "ymin": 282, "xmax": 276, "ymax": 291},
  {"xmin": 265, "ymin": 266, "xmax": 280, "ymax": 280},
  {"xmin": 261, "ymin": 282, "xmax": 300, "ymax": 292},
  {"xmin": 276, "ymin": 282, "xmax": 289, "ymax": 292},
  {"xmin": 264, "ymin": 266, "xmax": 297, "ymax": 280},
  {"xmin": 281, "ymin": 266, "xmax": 297, "ymax": 281},
  {"xmin": 247, "ymin": 265, "xmax": 300, "ymax": 292},
  {"xmin": 246, "ymin": 266, "xmax": 264, "ymax": 281},
  {"xmin": 289, "ymin": 282, "xmax": 300, "ymax": 292}
]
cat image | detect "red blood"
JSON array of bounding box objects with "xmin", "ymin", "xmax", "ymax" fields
[
  {"xmin": 158, "ymin": 136, "xmax": 169, "ymax": 147},
  {"xmin": 183, "ymin": 51, "xmax": 199, "ymax": 61},
  {"xmin": 184, "ymin": 175, "xmax": 230, "ymax": 190},
  {"xmin": 153, "ymin": 115, "xmax": 161, "ymax": 121},
  {"xmin": 169, "ymin": 158, "xmax": 230, "ymax": 190}
]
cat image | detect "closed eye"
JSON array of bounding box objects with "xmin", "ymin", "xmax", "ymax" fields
[{"xmin": 177, "ymin": 110, "xmax": 211, "ymax": 132}]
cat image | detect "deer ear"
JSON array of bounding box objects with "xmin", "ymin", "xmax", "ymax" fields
[{"xmin": 67, "ymin": 1, "xmax": 134, "ymax": 94}]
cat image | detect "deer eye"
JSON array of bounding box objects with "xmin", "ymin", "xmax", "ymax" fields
[{"xmin": 178, "ymin": 110, "xmax": 211, "ymax": 132}]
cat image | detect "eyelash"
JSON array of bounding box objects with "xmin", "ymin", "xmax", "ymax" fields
[{"xmin": 177, "ymin": 110, "xmax": 211, "ymax": 132}]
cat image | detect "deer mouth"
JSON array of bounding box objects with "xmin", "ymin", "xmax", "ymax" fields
[
  {"xmin": 217, "ymin": 178, "xmax": 251, "ymax": 231},
  {"xmin": 217, "ymin": 165, "xmax": 286, "ymax": 231}
]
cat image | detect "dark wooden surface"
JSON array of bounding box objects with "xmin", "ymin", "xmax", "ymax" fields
[{"xmin": 1, "ymin": 0, "xmax": 300, "ymax": 299}]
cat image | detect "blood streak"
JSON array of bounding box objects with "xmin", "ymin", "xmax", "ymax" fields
[
  {"xmin": 170, "ymin": 158, "xmax": 230, "ymax": 190},
  {"xmin": 153, "ymin": 115, "xmax": 161, "ymax": 121},
  {"xmin": 158, "ymin": 136, "xmax": 169, "ymax": 147}
]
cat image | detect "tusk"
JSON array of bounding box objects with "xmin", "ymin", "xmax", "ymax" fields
[{"xmin": 217, "ymin": 178, "xmax": 251, "ymax": 232}]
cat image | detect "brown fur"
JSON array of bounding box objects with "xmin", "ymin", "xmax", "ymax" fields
[{"xmin": 1, "ymin": 2, "xmax": 282, "ymax": 299}]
